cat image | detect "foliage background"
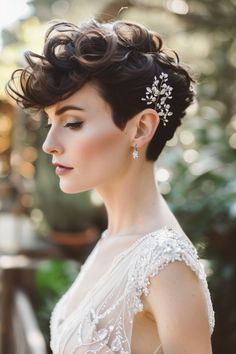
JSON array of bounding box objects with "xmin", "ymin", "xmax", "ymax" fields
[{"xmin": 1, "ymin": 0, "xmax": 236, "ymax": 353}]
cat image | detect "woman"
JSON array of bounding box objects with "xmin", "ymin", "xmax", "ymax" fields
[{"xmin": 7, "ymin": 18, "xmax": 215, "ymax": 354}]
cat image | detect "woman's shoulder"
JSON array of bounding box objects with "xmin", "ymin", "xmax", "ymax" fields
[
  {"xmin": 131, "ymin": 226, "xmax": 207, "ymax": 289},
  {"xmin": 134, "ymin": 226, "xmax": 201, "ymax": 268},
  {"xmin": 128, "ymin": 226, "xmax": 215, "ymax": 335}
]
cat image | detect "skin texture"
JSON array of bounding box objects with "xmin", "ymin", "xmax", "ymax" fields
[
  {"xmin": 43, "ymin": 81, "xmax": 213, "ymax": 353},
  {"xmin": 146, "ymin": 261, "xmax": 213, "ymax": 354}
]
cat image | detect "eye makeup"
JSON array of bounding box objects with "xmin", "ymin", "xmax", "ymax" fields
[{"xmin": 44, "ymin": 121, "xmax": 84, "ymax": 130}]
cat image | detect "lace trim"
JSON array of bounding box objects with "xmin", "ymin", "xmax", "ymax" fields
[{"xmin": 128, "ymin": 229, "xmax": 215, "ymax": 335}]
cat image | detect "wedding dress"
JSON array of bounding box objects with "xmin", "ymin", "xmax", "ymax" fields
[{"xmin": 50, "ymin": 227, "xmax": 215, "ymax": 354}]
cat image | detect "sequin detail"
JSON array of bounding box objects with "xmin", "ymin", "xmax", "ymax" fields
[{"xmin": 50, "ymin": 227, "xmax": 215, "ymax": 354}]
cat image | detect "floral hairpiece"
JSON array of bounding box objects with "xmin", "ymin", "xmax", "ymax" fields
[{"xmin": 141, "ymin": 72, "xmax": 173, "ymax": 126}]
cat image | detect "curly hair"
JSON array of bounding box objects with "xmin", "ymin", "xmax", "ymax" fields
[{"xmin": 6, "ymin": 18, "xmax": 196, "ymax": 161}]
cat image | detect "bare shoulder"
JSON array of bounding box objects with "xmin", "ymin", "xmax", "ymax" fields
[{"xmin": 144, "ymin": 260, "xmax": 213, "ymax": 353}]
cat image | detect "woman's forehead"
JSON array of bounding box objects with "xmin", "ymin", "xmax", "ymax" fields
[{"xmin": 44, "ymin": 82, "xmax": 111, "ymax": 117}]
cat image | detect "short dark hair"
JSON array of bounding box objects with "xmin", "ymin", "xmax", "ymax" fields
[{"xmin": 6, "ymin": 18, "xmax": 196, "ymax": 161}]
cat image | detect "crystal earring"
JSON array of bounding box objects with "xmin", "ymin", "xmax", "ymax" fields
[{"xmin": 132, "ymin": 144, "xmax": 139, "ymax": 160}]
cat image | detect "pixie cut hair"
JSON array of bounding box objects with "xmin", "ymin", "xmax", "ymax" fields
[{"xmin": 7, "ymin": 18, "xmax": 196, "ymax": 161}]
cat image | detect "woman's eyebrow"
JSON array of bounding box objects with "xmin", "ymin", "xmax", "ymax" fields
[{"xmin": 55, "ymin": 105, "xmax": 85, "ymax": 115}]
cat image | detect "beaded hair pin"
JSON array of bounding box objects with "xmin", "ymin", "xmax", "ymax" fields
[{"xmin": 141, "ymin": 72, "xmax": 173, "ymax": 126}]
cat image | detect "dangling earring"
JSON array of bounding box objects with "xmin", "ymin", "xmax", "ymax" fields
[{"xmin": 132, "ymin": 144, "xmax": 139, "ymax": 160}]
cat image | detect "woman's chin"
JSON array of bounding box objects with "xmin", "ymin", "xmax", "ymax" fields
[{"xmin": 59, "ymin": 181, "xmax": 90, "ymax": 194}]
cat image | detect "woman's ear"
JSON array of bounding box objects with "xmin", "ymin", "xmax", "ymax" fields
[{"xmin": 132, "ymin": 108, "xmax": 160, "ymax": 148}]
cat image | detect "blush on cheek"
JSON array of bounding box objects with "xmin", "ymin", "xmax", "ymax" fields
[{"xmin": 80, "ymin": 129, "xmax": 126, "ymax": 158}]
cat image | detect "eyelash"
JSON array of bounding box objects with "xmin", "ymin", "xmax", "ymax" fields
[{"xmin": 45, "ymin": 122, "xmax": 84, "ymax": 130}]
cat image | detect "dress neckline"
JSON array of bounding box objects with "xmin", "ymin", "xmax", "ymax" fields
[
  {"xmin": 98, "ymin": 225, "xmax": 172, "ymax": 267},
  {"xmin": 101, "ymin": 228, "xmax": 156, "ymax": 240},
  {"xmin": 55, "ymin": 226, "xmax": 175, "ymax": 332}
]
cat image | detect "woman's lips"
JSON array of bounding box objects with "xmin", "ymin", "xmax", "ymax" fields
[{"xmin": 53, "ymin": 163, "xmax": 74, "ymax": 176}]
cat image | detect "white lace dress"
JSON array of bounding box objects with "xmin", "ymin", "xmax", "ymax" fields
[{"xmin": 50, "ymin": 227, "xmax": 215, "ymax": 354}]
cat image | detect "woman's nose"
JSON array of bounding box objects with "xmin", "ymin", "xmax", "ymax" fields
[{"xmin": 42, "ymin": 133, "xmax": 63, "ymax": 155}]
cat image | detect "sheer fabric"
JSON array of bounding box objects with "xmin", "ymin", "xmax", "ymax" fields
[{"xmin": 50, "ymin": 227, "xmax": 215, "ymax": 354}]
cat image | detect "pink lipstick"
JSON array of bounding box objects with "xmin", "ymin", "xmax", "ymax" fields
[{"xmin": 53, "ymin": 162, "xmax": 74, "ymax": 176}]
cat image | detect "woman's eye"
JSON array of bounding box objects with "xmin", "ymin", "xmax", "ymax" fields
[
  {"xmin": 64, "ymin": 122, "xmax": 84, "ymax": 129},
  {"xmin": 44, "ymin": 122, "xmax": 83, "ymax": 130}
]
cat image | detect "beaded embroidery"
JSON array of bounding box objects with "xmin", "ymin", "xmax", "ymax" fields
[{"xmin": 50, "ymin": 227, "xmax": 215, "ymax": 354}]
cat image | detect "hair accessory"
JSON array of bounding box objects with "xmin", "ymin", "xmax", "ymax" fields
[
  {"xmin": 141, "ymin": 72, "xmax": 173, "ymax": 126},
  {"xmin": 132, "ymin": 144, "xmax": 139, "ymax": 160}
]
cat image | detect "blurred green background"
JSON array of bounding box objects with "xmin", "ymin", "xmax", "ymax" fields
[{"xmin": 0, "ymin": 0, "xmax": 236, "ymax": 353}]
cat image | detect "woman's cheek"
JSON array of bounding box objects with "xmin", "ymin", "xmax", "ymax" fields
[{"xmin": 77, "ymin": 129, "xmax": 125, "ymax": 159}]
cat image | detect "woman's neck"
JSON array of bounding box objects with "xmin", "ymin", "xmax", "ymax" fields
[{"xmin": 95, "ymin": 162, "xmax": 170, "ymax": 237}]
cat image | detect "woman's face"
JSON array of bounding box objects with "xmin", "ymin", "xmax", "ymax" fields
[{"xmin": 43, "ymin": 82, "xmax": 133, "ymax": 193}]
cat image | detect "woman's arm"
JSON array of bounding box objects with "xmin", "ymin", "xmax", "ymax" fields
[{"xmin": 145, "ymin": 260, "xmax": 213, "ymax": 354}]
